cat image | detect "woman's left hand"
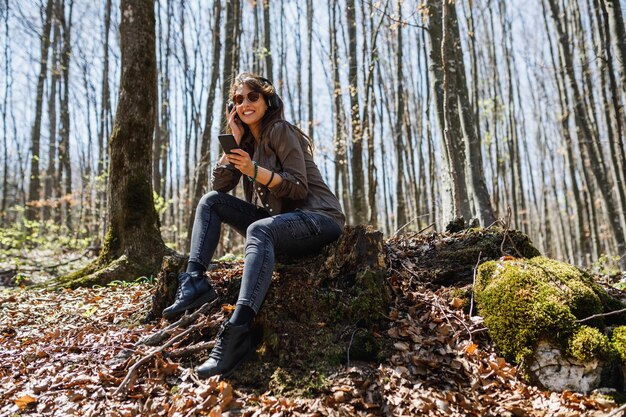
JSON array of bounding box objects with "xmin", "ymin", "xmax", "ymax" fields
[{"xmin": 226, "ymin": 149, "xmax": 254, "ymax": 177}]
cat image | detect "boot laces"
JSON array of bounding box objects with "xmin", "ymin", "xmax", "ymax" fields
[
  {"xmin": 174, "ymin": 273, "xmax": 191, "ymax": 302},
  {"xmin": 209, "ymin": 323, "xmax": 230, "ymax": 360}
]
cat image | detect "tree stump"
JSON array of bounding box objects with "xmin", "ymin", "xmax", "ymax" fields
[
  {"xmin": 145, "ymin": 254, "xmax": 187, "ymax": 322},
  {"xmin": 148, "ymin": 225, "xmax": 390, "ymax": 393}
]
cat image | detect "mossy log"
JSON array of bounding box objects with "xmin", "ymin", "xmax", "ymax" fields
[
  {"xmin": 475, "ymin": 256, "xmax": 626, "ymax": 392},
  {"xmin": 150, "ymin": 225, "xmax": 390, "ymax": 394},
  {"xmin": 386, "ymin": 227, "xmax": 541, "ymax": 286}
]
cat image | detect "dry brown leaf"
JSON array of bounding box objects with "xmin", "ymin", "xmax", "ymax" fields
[
  {"xmin": 14, "ymin": 394, "xmax": 37, "ymax": 409},
  {"xmin": 450, "ymin": 297, "xmax": 464, "ymax": 309}
]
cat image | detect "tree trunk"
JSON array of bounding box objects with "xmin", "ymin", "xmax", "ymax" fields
[
  {"xmin": 394, "ymin": 0, "xmax": 407, "ymax": 229},
  {"xmin": 45, "ymin": 0, "xmax": 170, "ymax": 289},
  {"xmin": 547, "ymin": 0, "xmax": 626, "ymax": 269},
  {"xmin": 1, "ymin": 0, "xmax": 9, "ymax": 220},
  {"xmin": 263, "ymin": 0, "xmax": 272, "ymax": 80},
  {"xmin": 432, "ymin": 0, "xmax": 472, "ymax": 220},
  {"xmin": 97, "ymin": 0, "xmax": 113, "ymax": 238},
  {"xmin": 603, "ymin": 0, "xmax": 626, "ymax": 104},
  {"xmin": 44, "ymin": 3, "xmax": 60, "ymax": 221},
  {"xmin": 104, "ymin": 0, "xmax": 165, "ymax": 261},
  {"xmin": 220, "ymin": 0, "xmax": 237, "ymax": 133},
  {"xmin": 450, "ymin": 1, "xmax": 495, "ymax": 226},
  {"xmin": 307, "ymin": 0, "xmax": 313, "ymax": 140},
  {"xmin": 58, "ymin": 0, "xmax": 72, "ymax": 229},
  {"xmin": 187, "ymin": 0, "xmax": 222, "ymax": 251},
  {"xmin": 346, "ymin": 0, "xmax": 366, "ymax": 224},
  {"xmin": 26, "ymin": 0, "xmax": 54, "ymax": 220},
  {"xmin": 329, "ymin": 0, "xmax": 351, "ymax": 223}
]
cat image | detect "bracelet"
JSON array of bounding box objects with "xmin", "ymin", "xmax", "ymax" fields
[
  {"xmin": 265, "ymin": 171, "xmax": 275, "ymax": 187},
  {"xmin": 247, "ymin": 161, "xmax": 258, "ymax": 183}
]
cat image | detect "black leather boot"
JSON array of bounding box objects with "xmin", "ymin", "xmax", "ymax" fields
[
  {"xmin": 162, "ymin": 271, "xmax": 218, "ymax": 320},
  {"xmin": 196, "ymin": 321, "xmax": 252, "ymax": 379}
]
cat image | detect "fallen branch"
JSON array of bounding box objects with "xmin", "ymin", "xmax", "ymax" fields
[
  {"xmin": 138, "ymin": 300, "xmax": 217, "ymax": 346},
  {"xmin": 114, "ymin": 303, "xmax": 217, "ymax": 397},
  {"xmin": 166, "ymin": 340, "xmax": 215, "ymax": 358}
]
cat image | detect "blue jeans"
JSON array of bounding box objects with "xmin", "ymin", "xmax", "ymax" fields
[{"xmin": 188, "ymin": 191, "xmax": 342, "ymax": 313}]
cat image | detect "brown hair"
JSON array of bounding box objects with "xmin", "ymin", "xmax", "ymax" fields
[{"xmin": 229, "ymin": 72, "xmax": 313, "ymax": 154}]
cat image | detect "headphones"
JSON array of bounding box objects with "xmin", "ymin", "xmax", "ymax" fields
[{"xmin": 259, "ymin": 76, "xmax": 280, "ymax": 109}]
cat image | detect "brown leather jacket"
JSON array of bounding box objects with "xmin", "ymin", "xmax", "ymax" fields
[{"xmin": 210, "ymin": 121, "xmax": 345, "ymax": 229}]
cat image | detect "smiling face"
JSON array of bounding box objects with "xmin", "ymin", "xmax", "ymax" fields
[{"xmin": 234, "ymin": 84, "xmax": 268, "ymax": 137}]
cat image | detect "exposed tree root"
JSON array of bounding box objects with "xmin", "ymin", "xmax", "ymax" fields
[{"xmin": 40, "ymin": 254, "xmax": 158, "ymax": 290}]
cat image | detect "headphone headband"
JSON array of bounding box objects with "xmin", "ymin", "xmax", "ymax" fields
[{"xmin": 258, "ymin": 76, "xmax": 279, "ymax": 109}]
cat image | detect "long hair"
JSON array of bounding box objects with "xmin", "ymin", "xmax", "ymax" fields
[{"xmin": 228, "ymin": 72, "xmax": 313, "ymax": 154}]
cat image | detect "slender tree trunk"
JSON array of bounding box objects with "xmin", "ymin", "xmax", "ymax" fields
[
  {"xmin": 1, "ymin": 0, "xmax": 10, "ymax": 220},
  {"xmin": 97, "ymin": 0, "xmax": 112, "ymax": 237},
  {"xmin": 452, "ymin": 1, "xmax": 495, "ymax": 225},
  {"xmin": 44, "ymin": 4, "xmax": 60, "ymax": 221},
  {"xmin": 252, "ymin": 0, "xmax": 259, "ymax": 74},
  {"xmin": 363, "ymin": 0, "xmax": 386, "ymax": 228},
  {"xmin": 330, "ymin": 0, "xmax": 351, "ymax": 223},
  {"xmin": 220, "ymin": 0, "xmax": 236, "ymax": 133},
  {"xmin": 26, "ymin": 0, "xmax": 54, "ymax": 220},
  {"xmin": 153, "ymin": 0, "xmax": 163, "ymax": 197},
  {"xmin": 603, "ymin": 0, "xmax": 626, "ymax": 107},
  {"xmin": 598, "ymin": 0, "xmax": 626, "ymax": 234},
  {"xmin": 346, "ymin": 0, "xmax": 366, "ymax": 223},
  {"xmin": 542, "ymin": 0, "xmax": 591, "ymax": 263},
  {"xmin": 547, "ymin": 0, "xmax": 626, "ymax": 269},
  {"xmin": 263, "ymin": 0, "xmax": 272, "ymax": 80},
  {"xmin": 307, "ymin": 0, "xmax": 313, "ymax": 140},
  {"xmin": 187, "ymin": 0, "xmax": 222, "ymax": 250},
  {"xmin": 58, "ymin": 0, "xmax": 72, "ymax": 228},
  {"xmin": 395, "ymin": 0, "xmax": 407, "ymax": 229}
]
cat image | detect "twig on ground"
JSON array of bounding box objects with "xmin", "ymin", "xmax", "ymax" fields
[
  {"xmin": 469, "ymin": 252, "xmax": 482, "ymax": 318},
  {"xmin": 433, "ymin": 296, "xmax": 473, "ymax": 340},
  {"xmin": 469, "ymin": 327, "xmax": 488, "ymax": 335},
  {"xmin": 577, "ymin": 307, "xmax": 626, "ymax": 324},
  {"xmin": 605, "ymin": 401, "xmax": 626, "ymax": 417},
  {"xmin": 166, "ymin": 340, "xmax": 215, "ymax": 358},
  {"xmin": 138, "ymin": 300, "xmax": 217, "ymax": 346},
  {"xmin": 346, "ymin": 327, "xmax": 367, "ymax": 367},
  {"xmin": 114, "ymin": 303, "xmax": 217, "ymax": 397}
]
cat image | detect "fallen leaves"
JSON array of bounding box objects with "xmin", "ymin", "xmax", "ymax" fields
[
  {"xmin": 14, "ymin": 393, "xmax": 37, "ymax": 409},
  {"xmin": 1, "ymin": 243, "xmax": 624, "ymax": 417}
]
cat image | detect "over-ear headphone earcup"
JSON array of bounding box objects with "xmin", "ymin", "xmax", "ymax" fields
[
  {"xmin": 259, "ymin": 76, "xmax": 279, "ymax": 109},
  {"xmin": 268, "ymin": 94, "xmax": 278, "ymax": 109}
]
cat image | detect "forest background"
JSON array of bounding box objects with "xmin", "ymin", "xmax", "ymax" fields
[{"xmin": 1, "ymin": 0, "xmax": 626, "ymax": 273}]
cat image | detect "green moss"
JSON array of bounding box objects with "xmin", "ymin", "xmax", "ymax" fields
[
  {"xmin": 611, "ymin": 326, "xmax": 626, "ymax": 361},
  {"xmin": 348, "ymin": 269, "xmax": 390, "ymax": 324},
  {"xmin": 125, "ymin": 176, "xmax": 155, "ymax": 228},
  {"xmin": 567, "ymin": 326, "xmax": 612, "ymax": 361},
  {"xmin": 475, "ymin": 256, "xmax": 611, "ymax": 363},
  {"xmin": 269, "ymin": 367, "xmax": 329, "ymax": 397}
]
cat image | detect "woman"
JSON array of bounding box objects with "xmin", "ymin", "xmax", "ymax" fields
[{"xmin": 162, "ymin": 73, "xmax": 345, "ymax": 379}]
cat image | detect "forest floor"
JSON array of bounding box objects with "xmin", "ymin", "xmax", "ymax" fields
[{"xmin": 0, "ymin": 240, "xmax": 625, "ymax": 416}]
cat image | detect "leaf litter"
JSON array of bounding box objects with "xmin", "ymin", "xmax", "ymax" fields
[{"xmin": 0, "ymin": 237, "xmax": 622, "ymax": 416}]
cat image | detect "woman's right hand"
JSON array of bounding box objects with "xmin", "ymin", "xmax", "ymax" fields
[{"xmin": 228, "ymin": 106, "xmax": 244, "ymax": 144}]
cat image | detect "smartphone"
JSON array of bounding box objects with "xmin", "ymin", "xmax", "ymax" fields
[{"xmin": 218, "ymin": 133, "xmax": 239, "ymax": 154}]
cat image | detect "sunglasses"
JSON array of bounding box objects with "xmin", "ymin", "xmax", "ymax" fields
[{"xmin": 233, "ymin": 91, "xmax": 261, "ymax": 105}]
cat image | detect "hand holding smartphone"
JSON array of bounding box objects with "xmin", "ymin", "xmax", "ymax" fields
[{"xmin": 218, "ymin": 133, "xmax": 239, "ymax": 154}]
